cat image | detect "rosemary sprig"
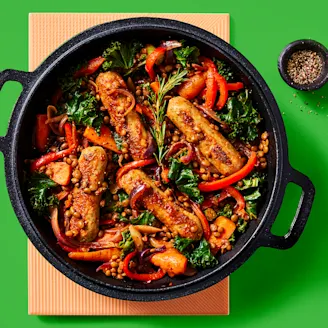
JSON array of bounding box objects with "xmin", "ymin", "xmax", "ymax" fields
[{"xmin": 149, "ymin": 69, "xmax": 188, "ymax": 165}]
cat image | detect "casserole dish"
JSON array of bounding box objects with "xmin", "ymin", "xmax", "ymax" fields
[{"xmin": 0, "ymin": 18, "xmax": 315, "ymax": 301}]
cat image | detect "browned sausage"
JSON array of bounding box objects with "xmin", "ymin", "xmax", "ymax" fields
[
  {"xmin": 69, "ymin": 146, "xmax": 107, "ymax": 242},
  {"xmin": 96, "ymin": 71, "xmax": 154, "ymax": 160},
  {"xmin": 167, "ymin": 96, "xmax": 243, "ymax": 176},
  {"xmin": 119, "ymin": 169, "xmax": 203, "ymax": 240}
]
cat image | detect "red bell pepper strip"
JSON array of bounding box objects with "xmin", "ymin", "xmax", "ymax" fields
[
  {"xmin": 204, "ymin": 67, "xmax": 217, "ymax": 109},
  {"xmin": 135, "ymin": 104, "xmax": 155, "ymax": 122},
  {"xmin": 35, "ymin": 114, "xmax": 51, "ymax": 152},
  {"xmin": 123, "ymin": 250, "xmax": 166, "ymax": 282},
  {"xmin": 198, "ymin": 151, "xmax": 257, "ymax": 192},
  {"xmin": 116, "ymin": 159, "xmax": 156, "ymax": 185},
  {"xmin": 190, "ymin": 201, "xmax": 211, "ymax": 240},
  {"xmin": 161, "ymin": 167, "xmax": 170, "ymax": 184},
  {"xmin": 74, "ymin": 56, "xmax": 105, "ymax": 78},
  {"xmin": 31, "ymin": 123, "xmax": 77, "ymax": 171},
  {"xmin": 145, "ymin": 47, "xmax": 166, "ymax": 80},
  {"xmin": 227, "ymin": 82, "xmax": 244, "ymax": 91},
  {"xmin": 215, "ymin": 72, "xmax": 228, "ymax": 110},
  {"xmin": 223, "ymin": 186, "xmax": 248, "ymax": 219}
]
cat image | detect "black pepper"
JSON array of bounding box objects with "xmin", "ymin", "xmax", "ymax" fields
[{"xmin": 287, "ymin": 50, "xmax": 323, "ymax": 85}]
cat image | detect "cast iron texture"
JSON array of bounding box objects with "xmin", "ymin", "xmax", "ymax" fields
[
  {"xmin": 0, "ymin": 18, "xmax": 315, "ymax": 301},
  {"xmin": 278, "ymin": 39, "xmax": 328, "ymax": 91}
]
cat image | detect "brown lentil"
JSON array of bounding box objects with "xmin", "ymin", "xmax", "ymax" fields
[
  {"xmin": 231, "ymin": 214, "xmax": 239, "ymax": 223},
  {"xmin": 210, "ymin": 224, "xmax": 217, "ymax": 232}
]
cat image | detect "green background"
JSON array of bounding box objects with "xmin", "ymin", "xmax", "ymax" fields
[{"xmin": 0, "ymin": 0, "xmax": 327, "ymax": 327}]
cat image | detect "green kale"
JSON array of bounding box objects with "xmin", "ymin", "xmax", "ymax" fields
[
  {"xmin": 237, "ymin": 218, "xmax": 248, "ymax": 233},
  {"xmin": 58, "ymin": 63, "xmax": 85, "ymax": 93},
  {"xmin": 188, "ymin": 239, "xmax": 218, "ymax": 269},
  {"xmin": 174, "ymin": 236, "xmax": 194, "ymax": 254},
  {"xmin": 107, "ymin": 191, "xmax": 129, "ymax": 213},
  {"xmin": 217, "ymin": 204, "xmax": 233, "ymax": 218},
  {"xmin": 246, "ymin": 201, "xmax": 257, "ymax": 220},
  {"xmin": 228, "ymin": 233, "xmax": 236, "ymax": 244},
  {"xmin": 219, "ymin": 90, "xmax": 262, "ymax": 142},
  {"xmin": 173, "ymin": 44, "xmax": 200, "ymax": 67},
  {"xmin": 244, "ymin": 189, "xmax": 261, "ymax": 201},
  {"xmin": 119, "ymin": 230, "xmax": 135, "ymax": 258},
  {"xmin": 213, "ymin": 58, "xmax": 234, "ymax": 81},
  {"xmin": 235, "ymin": 171, "xmax": 266, "ymax": 190},
  {"xmin": 66, "ymin": 92, "xmax": 103, "ymax": 133},
  {"xmin": 118, "ymin": 214, "xmax": 129, "ymax": 223},
  {"xmin": 168, "ymin": 158, "xmax": 204, "ymax": 204},
  {"xmin": 113, "ymin": 132, "xmax": 123, "ymax": 150},
  {"xmin": 28, "ymin": 173, "xmax": 59, "ymax": 216},
  {"xmin": 102, "ymin": 40, "xmax": 143, "ymax": 71},
  {"xmin": 130, "ymin": 211, "xmax": 157, "ymax": 226}
]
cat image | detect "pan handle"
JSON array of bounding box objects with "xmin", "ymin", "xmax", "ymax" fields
[
  {"xmin": 0, "ymin": 69, "xmax": 32, "ymax": 155},
  {"xmin": 260, "ymin": 167, "xmax": 315, "ymax": 249}
]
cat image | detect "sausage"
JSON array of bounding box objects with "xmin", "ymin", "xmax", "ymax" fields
[
  {"xmin": 150, "ymin": 248, "xmax": 188, "ymax": 277},
  {"xmin": 119, "ymin": 169, "xmax": 203, "ymax": 240},
  {"xmin": 96, "ymin": 71, "xmax": 154, "ymax": 160},
  {"xmin": 69, "ymin": 146, "xmax": 107, "ymax": 242},
  {"xmin": 167, "ymin": 96, "xmax": 243, "ymax": 176}
]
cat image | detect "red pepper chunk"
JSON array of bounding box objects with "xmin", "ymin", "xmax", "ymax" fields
[
  {"xmin": 215, "ymin": 72, "xmax": 228, "ymax": 110},
  {"xmin": 35, "ymin": 114, "xmax": 51, "ymax": 152},
  {"xmin": 74, "ymin": 56, "xmax": 105, "ymax": 78},
  {"xmin": 198, "ymin": 151, "xmax": 257, "ymax": 192},
  {"xmin": 224, "ymin": 186, "xmax": 248, "ymax": 219},
  {"xmin": 31, "ymin": 123, "xmax": 77, "ymax": 171},
  {"xmin": 123, "ymin": 251, "xmax": 166, "ymax": 282},
  {"xmin": 227, "ymin": 82, "xmax": 244, "ymax": 91},
  {"xmin": 145, "ymin": 47, "xmax": 166, "ymax": 80}
]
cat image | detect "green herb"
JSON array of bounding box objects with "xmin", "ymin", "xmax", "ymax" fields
[
  {"xmin": 174, "ymin": 236, "xmax": 194, "ymax": 254},
  {"xmin": 114, "ymin": 132, "xmax": 123, "ymax": 151},
  {"xmin": 119, "ymin": 230, "xmax": 135, "ymax": 258},
  {"xmin": 148, "ymin": 70, "xmax": 188, "ymax": 165},
  {"xmin": 66, "ymin": 92, "xmax": 103, "ymax": 133},
  {"xmin": 118, "ymin": 214, "xmax": 129, "ymax": 223},
  {"xmin": 58, "ymin": 63, "xmax": 85, "ymax": 93},
  {"xmin": 130, "ymin": 211, "xmax": 157, "ymax": 226},
  {"xmin": 213, "ymin": 58, "xmax": 234, "ymax": 81},
  {"xmin": 106, "ymin": 191, "xmax": 129, "ymax": 213},
  {"xmin": 188, "ymin": 239, "xmax": 218, "ymax": 269},
  {"xmin": 112, "ymin": 153, "xmax": 119, "ymax": 163},
  {"xmin": 28, "ymin": 173, "xmax": 59, "ymax": 216},
  {"xmin": 244, "ymin": 189, "xmax": 261, "ymax": 201},
  {"xmin": 217, "ymin": 204, "xmax": 233, "ymax": 218},
  {"xmin": 173, "ymin": 44, "xmax": 200, "ymax": 67},
  {"xmin": 237, "ymin": 218, "xmax": 248, "ymax": 233},
  {"xmin": 228, "ymin": 233, "xmax": 236, "ymax": 244},
  {"xmin": 219, "ymin": 90, "xmax": 261, "ymax": 142},
  {"xmin": 235, "ymin": 172, "xmax": 266, "ymax": 190},
  {"xmin": 168, "ymin": 158, "xmax": 204, "ymax": 204},
  {"xmin": 102, "ymin": 40, "xmax": 143, "ymax": 71},
  {"xmin": 246, "ymin": 201, "xmax": 257, "ymax": 220}
]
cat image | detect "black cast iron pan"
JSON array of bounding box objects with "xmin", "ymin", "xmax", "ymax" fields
[{"xmin": 0, "ymin": 18, "xmax": 315, "ymax": 301}]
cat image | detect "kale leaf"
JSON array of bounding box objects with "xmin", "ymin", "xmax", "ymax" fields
[
  {"xmin": 237, "ymin": 218, "xmax": 248, "ymax": 233},
  {"xmin": 188, "ymin": 239, "xmax": 218, "ymax": 269},
  {"xmin": 28, "ymin": 173, "xmax": 59, "ymax": 216},
  {"xmin": 168, "ymin": 158, "xmax": 204, "ymax": 204},
  {"xmin": 58, "ymin": 63, "xmax": 85, "ymax": 93},
  {"xmin": 106, "ymin": 191, "xmax": 129, "ymax": 213},
  {"xmin": 173, "ymin": 44, "xmax": 200, "ymax": 67},
  {"xmin": 130, "ymin": 211, "xmax": 157, "ymax": 226},
  {"xmin": 113, "ymin": 132, "xmax": 123, "ymax": 151},
  {"xmin": 66, "ymin": 92, "xmax": 103, "ymax": 133},
  {"xmin": 246, "ymin": 201, "xmax": 257, "ymax": 220},
  {"xmin": 228, "ymin": 233, "xmax": 236, "ymax": 244},
  {"xmin": 213, "ymin": 58, "xmax": 234, "ymax": 81},
  {"xmin": 217, "ymin": 204, "xmax": 233, "ymax": 218},
  {"xmin": 102, "ymin": 40, "xmax": 143, "ymax": 71},
  {"xmin": 235, "ymin": 171, "xmax": 266, "ymax": 191},
  {"xmin": 174, "ymin": 236, "xmax": 194, "ymax": 254},
  {"xmin": 244, "ymin": 189, "xmax": 261, "ymax": 201},
  {"xmin": 219, "ymin": 90, "xmax": 261, "ymax": 142},
  {"xmin": 119, "ymin": 230, "xmax": 135, "ymax": 258}
]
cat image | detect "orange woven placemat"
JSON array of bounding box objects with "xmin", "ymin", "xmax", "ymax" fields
[{"xmin": 28, "ymin": 13, "xmax": 230, "ymax": 316}]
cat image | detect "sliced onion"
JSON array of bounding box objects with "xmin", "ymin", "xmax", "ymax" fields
[
  {"xmin": 139, "ymin": 246, "xmax": 166, "ymax": 265},
  {"xmin": 95, "ymin": 229, "xmax": 122, "ymax": 243},
  {"xmin": 129, "ymin": 184, "xmax": 151, "ymax": 210},
  {"xmin": 58, "ymin": 114, "xmax": 68, "ymax": 136},
  {"xmin": 149, "ymin": 237, "xmax": 174, "ymax": 249},
  {"xmin": 194, "ymin": 103, "xmax": 224, "ymax": 124},
  {"xmin": 96, "ymin": 262, "xmax": 112, "ymax": 272},
  {"xmin": 161, "ymin": 40, "xmax": 182, "ymax": 50},
  {"xmin": 88, "ymin": 79, "xmax": 98, "ymax": 93},
  {"xmin": 134, "ymin": 225, "xmax": 162, "ymax": 234},
  {"xmin": 143, "ymin": 132, "xmax": 156, "ymax": 159},
  {"xmin": 45, "ymin": 113, "xmax": 66, "ymax": 124},
  {"xmin": 165, "ymin": 50, "xmax": 175, "ymax": 65},
  {"xmin": 166, "ymin": 141, "xmax": 194, "ymax": 164},
  {"xmin": 233, "ymin": 140, "xmax": 252, "ymax": 157},
  {"xmin": 47, "ymin": 105, "xmax": 61, "ymax": 135},
  {"xmin": 192, "ymin": 63, "xmax": 206, "ymax": 71},
  {"xmin": 129, "ymin": 225, "xmax": 144, "ymax": 252},
  {"xmin": 107, "ymin": 88, "xmax": 136, "ymax": 117}
]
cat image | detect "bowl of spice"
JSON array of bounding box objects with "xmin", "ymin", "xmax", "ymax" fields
[{"xmin": 278, "ymin": 39, "xmax": 328, "ymax": 91}]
